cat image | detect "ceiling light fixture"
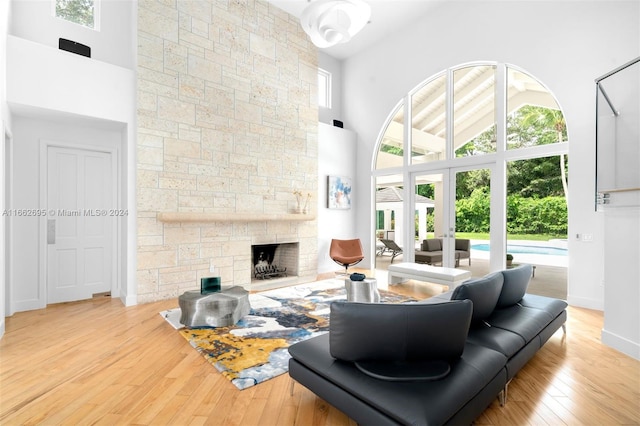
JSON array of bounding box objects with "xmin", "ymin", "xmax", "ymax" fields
[{"xmin": 300, "ymin": 0, "xmax": 371, "ymax": 48}]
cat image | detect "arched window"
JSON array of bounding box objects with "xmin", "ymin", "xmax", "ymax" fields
[
  {"xmin": 373, "ymin": 63, "xmax": 568, "ymax": 274},
  {"xmin": 375, "ymin": 63, "xmax": 565, "ymax": 169}
]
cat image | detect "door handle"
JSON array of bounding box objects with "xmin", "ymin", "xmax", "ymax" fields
[{"xmin": 47, "ymin": 219, "xmax": 56, "ymax": 244}]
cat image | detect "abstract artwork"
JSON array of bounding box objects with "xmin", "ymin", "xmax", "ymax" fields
[{"xmin": 327, "ymin": 175, "xmax": 352, "ymax": 209}]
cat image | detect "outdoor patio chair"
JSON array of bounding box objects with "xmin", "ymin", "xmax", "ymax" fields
[{"xmin": 379, "ymin": 239, "xmax": 403, "ymax": 263}]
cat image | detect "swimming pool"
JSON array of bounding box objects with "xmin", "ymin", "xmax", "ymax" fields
[{"xmin": 471, "ymin": 243, "xmax": 568, "ymax": 256}]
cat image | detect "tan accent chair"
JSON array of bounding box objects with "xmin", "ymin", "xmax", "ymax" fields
[{"xmin": 330, "ymin": 239, "xmax": 364, "ymax": 274}]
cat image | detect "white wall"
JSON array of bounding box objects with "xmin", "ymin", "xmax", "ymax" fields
[
  {"xmin": 339, "ymin": 1, "xmax": 639, "ymax": 355},
  {"xmin": 0, "ymin": 0, "xmax": 11, "ymax": 338},
  {"xmin": 317, "ymin": 122, "xmax": 358, "ymax": 273},
  {"xmin": 9, "ymin": 0, "xmax": 135, "ymax": 69},
  {"xmin": 5, "ymin": 34, "xmax": 137, "ymax": 310},
  {"xmin": 0, "ymin": 2, "xmax": 9, "ymax": 125},
  {"xmin": 318, "ymin": 52, "xmax": 343, "ymax": 127},
  {"xmin": 602, "ymin": 204, "xmax": 640, "ymax": 359},
  {"xmin": 7, "ymin": 36, "xmax": 134, "ymax": 123},
  {"xmin": 9, "ymin": 116, "xmax": 125, "ymax": 312}
]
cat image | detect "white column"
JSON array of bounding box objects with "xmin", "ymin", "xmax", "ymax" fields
[
  {"xmin": 418, "ymin": 205, "xmax": 427, "ymax": 243},
  {"xmin": 394, "ymin": 206, "xmax": 404, "ymax": 244},
  {"xmin": 434, "ymin": 181, "xmax": 444, "ymax": 238},
  {"xmin": 384, "ymin": 209, "xmax": 392, "ymax": 237}
]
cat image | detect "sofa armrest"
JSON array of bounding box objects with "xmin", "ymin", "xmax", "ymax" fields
[{"xmin": 455, "ymin": 239, "xmax": 471, "ymax": 252}]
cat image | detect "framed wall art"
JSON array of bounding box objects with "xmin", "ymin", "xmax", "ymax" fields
[{"xmin": 327, "ymin": 175, "xmax": 352, "ymax": 209}]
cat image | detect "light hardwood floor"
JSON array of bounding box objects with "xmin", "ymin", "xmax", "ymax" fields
[{"xmin": 1, "ymin": 278, "xmax": 638, "ymax": 425}]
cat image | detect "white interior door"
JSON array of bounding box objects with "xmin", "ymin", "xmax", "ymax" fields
[{"xmin": 47, "ymin": 146, "xmax": 114, "ymax": 304}]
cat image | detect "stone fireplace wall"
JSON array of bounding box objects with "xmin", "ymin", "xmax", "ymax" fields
[{"xmin": 136, "ymin": 0, "xmax": 318, "ymax": 303}]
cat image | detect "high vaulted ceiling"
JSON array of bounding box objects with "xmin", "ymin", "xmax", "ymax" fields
[{"xmin": 266, "ymin": 1, "xmax": 564, "ymax": 185}]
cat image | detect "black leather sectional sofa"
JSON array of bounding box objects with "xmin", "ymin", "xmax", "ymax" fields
[{"xmin": 288, "ymin": 264, "xmax": 567, "ymax": 425}]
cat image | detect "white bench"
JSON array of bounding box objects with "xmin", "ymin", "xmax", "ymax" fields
[{"xmin": 387, "ymin": 262, "xmax": 472, "ymax": 290}]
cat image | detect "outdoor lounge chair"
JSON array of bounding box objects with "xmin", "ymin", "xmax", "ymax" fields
[{"xmin": 378, "ymin": 239, "xmax": 403, "ymax": 263}]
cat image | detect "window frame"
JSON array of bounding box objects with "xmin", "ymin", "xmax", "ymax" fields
[
  {"xmin": 372, "ymin": 62, "xmax": 569, "ymax": 271},
  {"xmin": 318, "ymin": 68, "xmax": 332, "ymax": 109},
  {"xmin": 52, "ymin": 0, "xmax": 101, "ymax": 31}
]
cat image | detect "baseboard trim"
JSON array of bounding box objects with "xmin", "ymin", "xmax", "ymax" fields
[
  {"xmin": 120, "ymin": 293, "xmax": 137, "ymax": 307},
  {"xmin": 13, "ymin": 299, "xmax": 46, "ymax": 313},
  {"xmin": 566, "ymin": 295, "xmax": 603, "ymax": 311},
  {"xmin": 601, "ymin": 329, "xmax": 640, "ymax": 360}
]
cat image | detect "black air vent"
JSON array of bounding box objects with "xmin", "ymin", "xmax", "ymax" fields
[{"xmin": 59, "ymin": 38, "xmax": 91, "ymax": 58}]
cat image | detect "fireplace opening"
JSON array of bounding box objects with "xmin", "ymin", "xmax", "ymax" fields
[{"xmin": 251, "ymin": 243, "xmax": 299, "ymax": 281}]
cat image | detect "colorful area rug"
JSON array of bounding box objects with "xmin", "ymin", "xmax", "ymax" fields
[{"xmin": 160, "ymin": 279, "xmax": 415, "ymax": 390}]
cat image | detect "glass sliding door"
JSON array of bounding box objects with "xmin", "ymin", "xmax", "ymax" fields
[
  {"xmin": 413, "ymin": 165, "xmax": 493, "ymax": 278},
  {"xmin": 452, "ymin": 166, "xmax": 493, "ymax": 278},
  {"xmin": 414, "ymin": 171, "xmax": 448, "ymax": 266},
  {"xmin": 375, "ymin": 173, "xmax": 405, "ymax": 267},
  {"xmin": 506, "ymin": 156, "xmax": 568, "ymax": 297},
  {"xmin": 413, "ymin": 170, "xmax": 457, "ymax": 269}
]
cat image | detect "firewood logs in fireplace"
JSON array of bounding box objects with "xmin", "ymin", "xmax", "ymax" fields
[{"xmin": 254, "ymin": 264, "xmax": 287, "ymax": 279}]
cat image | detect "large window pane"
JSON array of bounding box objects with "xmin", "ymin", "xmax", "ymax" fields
[
  {"xmin": 507, "ymin": 68, "xmax": 565, "ymax": 149},
  {"xmin": 375, "ymin": 174, "xmax": 404, "ymax": 266},
  {"xmin": 411, "ymin": 74, "xmax": 447, "ymax": 164},
  {"xmin": 414, "ymin": 174, "xmax": 442, "ymax": 243},
  {"xmin": 453, "ymin": 65, "xmax": 497, "ymax": 157},
  {"xmin": 318, "ymin": 68, "xmax": 331, "ymax": 108},
  {"xmin": 55, "ymin": 0, "xmax": 97, "ymax": 29},
  {"xmin": 454, "ymin": 168, "xmax": 490, "ymax": 278},
  {"xmin": 506, "ymin": 157, "xmax": 568, "ymax": 298},
  {"xmin": 375, "ymin": 104, "xmax": 404, "ymax": 169}
]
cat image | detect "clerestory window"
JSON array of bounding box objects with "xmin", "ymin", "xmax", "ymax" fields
[
  {"xmin": 318, "ymin": 68, "xmax": 332, "ymax": 109},
  {"xmin": 54, "ymin": 0, "xmax": 99, "ymax": 30}
]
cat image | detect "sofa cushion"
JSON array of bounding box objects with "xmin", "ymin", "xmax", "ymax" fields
[
  {"xmin": 466, "ymin": 324, "xmax": 526, "ymax": 358},
  {"xmin": 487, "ymin": 305, "xmax": 554, "ymax": 342},
  {"xmin": 496, "ymin": 264, "xmax": 532, "ymax": 308},
  {"xmin": 519, "ymin": 293, "xmax": 568, "ymax": 317},
  {"xmin": 415, "ymin": 252, "xmax": 442, "ymax": 264},
  {"xmin": 330, "ymin": 300, "xmax": 472, "ymax": 364},
  {"xmin": 451, "ymin": 272, "xmax": 503, "ymax": 322},
  {"xmin": 289, "ymin": 333, "xmax": 507, "ymax": 426},
  {"xmin": 330, "ymin": 300, "xmax": 473, "ymax": 381},
  {"xmin": 425, "ymin": 238, "xmax": 442, "ymax": 251}
]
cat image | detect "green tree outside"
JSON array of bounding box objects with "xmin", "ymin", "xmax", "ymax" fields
[{"xmin": 412, "ymin": 105, "xmax": 568, "ymax": 239}]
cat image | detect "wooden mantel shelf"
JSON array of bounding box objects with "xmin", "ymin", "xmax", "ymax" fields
[{"xmin": 157, "ymin": 212, "xmax": 316, "ymax": 223}]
